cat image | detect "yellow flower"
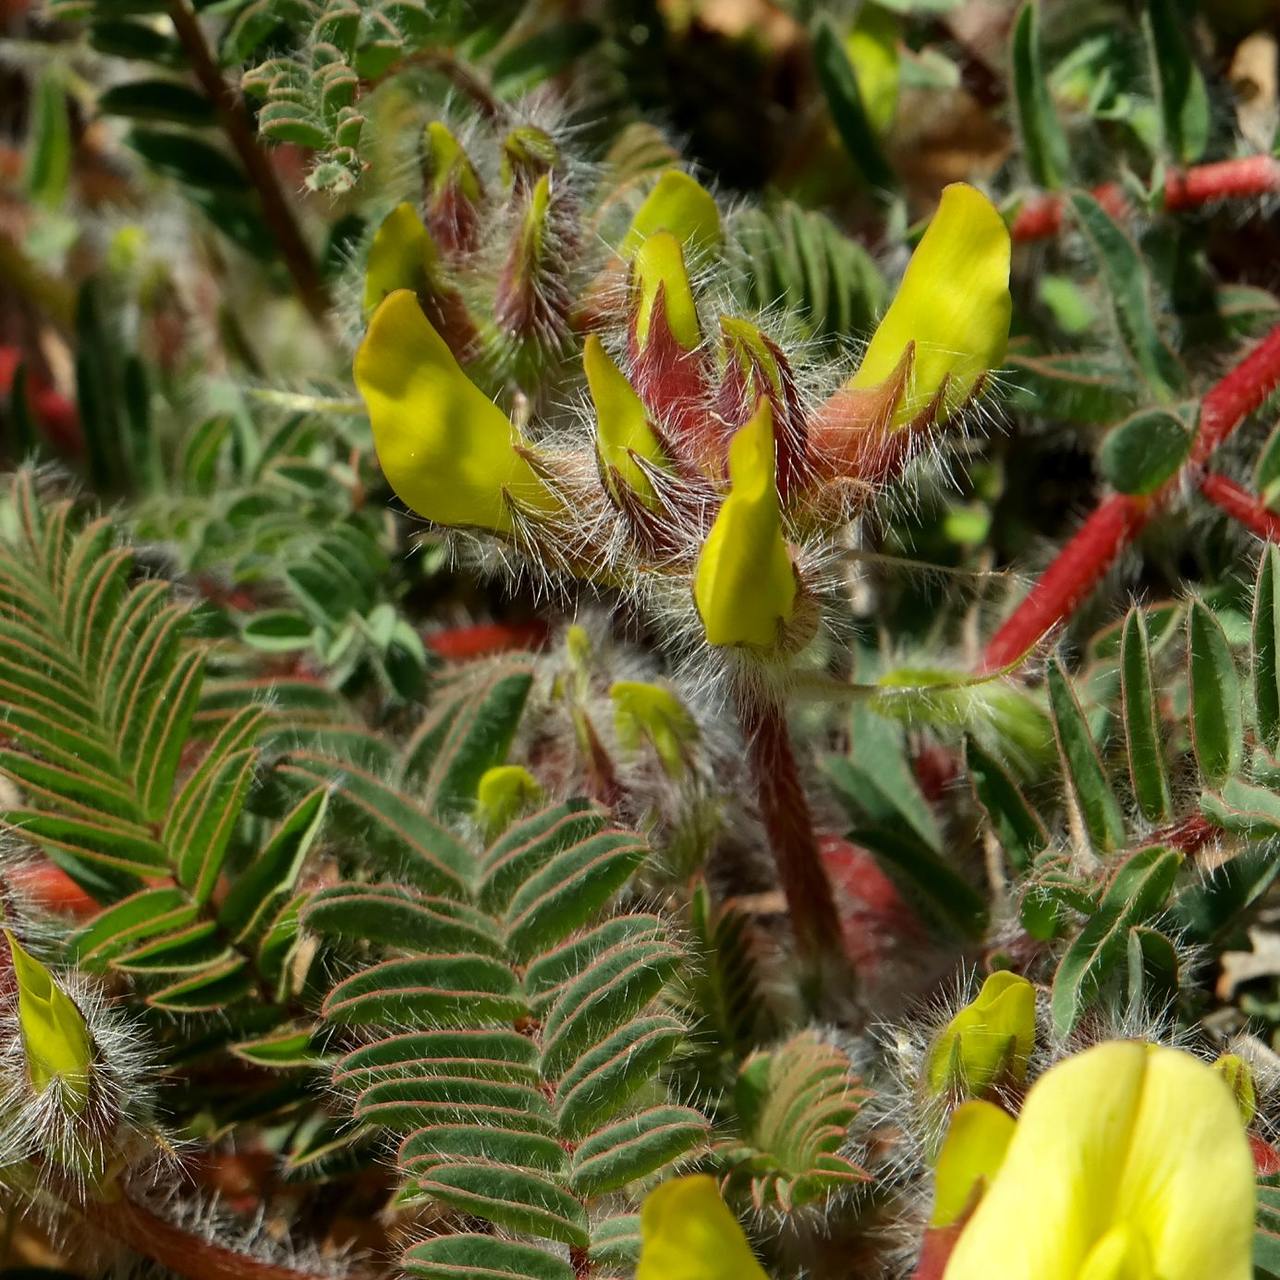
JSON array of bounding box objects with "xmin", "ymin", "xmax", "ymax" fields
[
  {"xmin": 6, "ymin": 930, "xmax": 92, "ymax": 1112},
  {"xmin": 925, "ymin": 971, "xmax": 1035, "ymax": 1096},
  {"xmin": 850, "ymin": 183, "xmax": 1010, "ymax": 429},
  {"xmin": 363, "ymin": 202, "xmax": 439, "ymax": 316},
  {"xmin": 693, "ymin": 399, "xmax": 797, "ymax": 649},
  {"xmin": 621, "ymin": 170, "xmax": 722, "ymax": 262},
  {"xmin": 354, "ymin": 290, "xmax": 561, "ymax": 533},
  {"xmin": 637, "ymin": 1175, "xmax": 769, "ymax": 1280},
  {"xmin": 930, "ymin": 1099, "xmax": 1016, "ymax": 1228},
  {"xmin": 943, "ymin": 1041, "xmax": 1255, "ymax": 1280},
  {"xmin": 584, "ymin": 334, "xmax": 673, "ymax": 510}
]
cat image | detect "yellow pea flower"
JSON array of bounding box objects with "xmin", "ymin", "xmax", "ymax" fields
[
  {"xmin": 363, "ymin": 202, "xmax": 439, "ymax": 316},
  {"xmin": 925, "ymin": 971, "xmax": 1036, "ymax": 1096},
  {"xmin": 621, "ymin": 170, "xmax": 722, "ymax": 262},
  {"xmin": 930, "ymin": 1099, "xmax": 1017, "ymax": 1228},
  {"xmin": 637, "ymin": 1175, "xmax": 769, "ymax": 1280},
  {"xmin": 848, "ymin": 183, "xmax": 1011, "ymax": 431},
  {"xmin": 584, "ymin": 334, "xmax": 674, "ymax": 510},
  {"xmin": 693, "ymin": 399, "xmax": 797, "ymax": 649},
  {"xmin": 354, "ymin": 290, "xmax": 561, "ymax": 533},
  {"xmin": 943, "ymin": 1041, "xmax": 1255, "ymax": 1280},
  {"xmin": 6, "ymin": 930, "xmax": 92, "ymax": 1112}
]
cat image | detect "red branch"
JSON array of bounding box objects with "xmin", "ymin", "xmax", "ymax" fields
[
  {"xmin": 1200, "ymin": 474, "xmax": 1280, "ymax": 541},
  {"xmin": 983, "ymin": 321, "xmax": 1280, "ymax": 670},
  {"xmin": 1011, "ymin": 156, "xmax": 1280, "ymax": 243}
]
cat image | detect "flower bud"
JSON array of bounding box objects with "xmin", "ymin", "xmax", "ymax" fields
[
  {"xmin": 716, "ymin": 317, "xmax": 807, "ymax": 499},
  {"xmin": 930, "ymin": 1099, "xmax": 1016, "ymax": 1228},
  {"xmin": 1214, "ymin": 1052, "xmax": 1257, "ymax": 1126},
  {"xmin": 476, "ymin": 765, "xmax": 541, "ymax": 840},
  {"xmin": 495, "ymin": 172, "xmax": 573, "ymax": 352},
  {"xmin": 423, "ymin": 121, "xmax": 482, "ymax": 254},
  {"xmin": 611, "ymin": 679, "xmax": 698, "ymax": 778},
  {"xmin": 354, "ymin": 290, "xmax": 562, "ymax": 533},
  {"xmin": 637, "ymin": 1175, "xmax": 769, "ymax": 1280},
  {"xmin": 925, "ymin": 971, "xmax": 1035, "ymax": 1097},
  {"xmin": 621, "ymin": 169, "xmax": 721, "ymax": 262},
  {"xmin": 501, "ymin": 124, "xmax": 559, "ymax": 190},
  {"xmin": 944, "ymin": 1042, "xmax": 1254, "ymax": 1280},
  {"xmin": 6, "ymin": 930, "xmax": 92, "ymax": 1112},
  {"xmin": 632, "ymin": 230, "xmax": 701, "ymax": 355},
  {"xmin": 363, "ymin": 202, "xmax": 476, "ymax": 357},
  {"xmin": 693, "ymin": 399, "xmax": 797, "ymax": 649},
  {"xmin": 584, "ymin": 334, "xmax": 673, "ymax": 512}
]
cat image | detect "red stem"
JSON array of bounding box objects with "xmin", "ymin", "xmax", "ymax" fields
[
  {"xmin": 1010, "ymin": 156, "xmax": 1280, "ymax": 243},
  {"xmin": 736, "ymin": 692, "xmax": 845, "ymax": 963},
  {"xmin": 1200, "ymin": 474, "xmax": 1280, "ymax": 541},
  {"xmin": 80, "ymin": 1193, "xmax": 334, "ymax": 1280},
  {"xmin": 983, "ymin": 321, "xmax": 1280, "ymax": 670}
]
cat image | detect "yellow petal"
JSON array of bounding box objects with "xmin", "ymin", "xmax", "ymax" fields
[
  {"xmin": 637, "ymin": 1175, "xmax": 769, "ymax": 1280},
  {"xmin": 926, "ymin": 970, "xmax": 1036, "ymax": 1096},
  {"xmin": 943, "ymin": 1042, "xmax": 1255, "ymax": 1280},
  {"xmin": 6, "ymin": 930, "xmax": 92, "ymax": 1111},
  {"xmin": 930, "ymin": 1100, "xmax": 1016, "ymax": 1228},
  {"xmin": 1078, "ymin": 1226, "xmax": 1156, "ymax": 1280},
  {"xmin": 585, "ymin": 334, "xmax": 673, "ymax": 509},
  {"xmin": 693, "ymin": 399, "xmax": 796, "ymax": 649},
  {"xmin": 621, "ymin": 170, "xmax": 722, "ymax": 261},
  {"xmin": 363, "ymin": 202, "xmax": 439, "ymax": 316},
  {"xmin": 850, "ymin": 183, "xmax": 1010, "ymax": 429},
  {"xmin": 354, "ymin": 290, "xmax": 560, "ymax": 533},
  {"xmin": 633, "ymin": 230, "xmax": 701, "ymax": 352}
]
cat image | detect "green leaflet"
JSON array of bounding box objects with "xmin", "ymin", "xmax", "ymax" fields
[
  {"xmin": 1120, "ymin": 610, "xmax": 1172, "ymax": 822},
  {"xmin": 1187, "ymin": 601, "xmax": 1243, "ymax": 786},
  {"xmin": 964, "ymin": 738, "xmax": 1048, "ymax": 874},
  {"xmin": 1047, "ymin": 659, "xmax": 1126, "ymax": 855},
  {"xmin": 1255, "ymin": 545, "xmax": 1280, "ymax": 756},
  {"xmin": 1051, "ymin": 846, "xmax": 1182, "ymax": 1034},
  {"xmin": 1142, "ymin": 0, "xmax": 1209, "ymax": 165},
  {"xmin": 1010, "ymin": 2, "xmax": 1070, "ymax": 189}
]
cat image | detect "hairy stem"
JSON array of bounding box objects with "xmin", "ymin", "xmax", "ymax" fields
[
  {"xmin": 1200, "ymin": 474, "xmax": 1280, "ymax": 541},
  {"xmin": 736, "ymin": 691, "xmax": 846, "ymax": 968},
  {"xmin": 983, "ymin": 321, "xmax": 1280, "ymax": 670},
  {"xmin": 165, "ymin": 0, "xmax": 331, "ymax": 328},
  {"xmin": 1011, "ymin": 155, "xmax": 1280, "ymax": 242},
  {"xmin": 79, "ymin": 1192, "xmax": 335, "ymax": 1280}
]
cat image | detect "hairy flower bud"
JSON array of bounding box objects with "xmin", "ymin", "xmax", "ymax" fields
[
  {"xmin": 694, "ymin": 399, "xmax": 797, "ymax": 649},
  {"xmin": 7, "ymin": 930, "xmax": 92, "ymax": 1112},
  {"xmin": 925, "ymin": 971, "xmax": 1035, "ymax": 1097},
  {"xmin": 611, "ymin": 679, "xmax": 697, "ymax": 777},
  {"xmin": 476, "ymin": 764, "xmax": 541, "ymax": 840},
  {"xmin": 423, "ymin": 120, "xmax": 482, "ymax": 254},
  {"xmin": 354, "ymin": 290, "xmax": 562, "ymax": 533}
]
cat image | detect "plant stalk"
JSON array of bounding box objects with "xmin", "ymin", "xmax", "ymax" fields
[
  {"xmin": 1200, "ymin": 474, "xmax": 1280, "ymax": 541},
  {"xmin": 1011, "ymin": 155, "xmax": 1280, "ymax": 242},
  {"xmin": 165, "ymin": 0, "xmax": 331, "ymax": 328},
  {"xmin": 736, "ymin": 689, "xmax": 846, "ymax": 968},
  {"xmin": 80, "ymin": 1192, "xmax": 337, "ymax": 1280},
  {"xmin": 983, "ymin": 321, "xmax": 1280, "ymax": 670}
]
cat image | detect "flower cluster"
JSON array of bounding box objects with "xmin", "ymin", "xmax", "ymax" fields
[{"xmin": 353, "ymin": 132, "xmax": 1011, "ymax": 678}]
